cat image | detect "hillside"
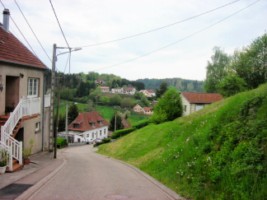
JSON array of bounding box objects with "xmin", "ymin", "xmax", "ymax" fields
[
  {"xmin": 98, "ymin": 83, "xmax": 267, "ymax": 200},
  {"xmin": 137, "ymin": 78, "xmax": 204, "ymax": 92}
]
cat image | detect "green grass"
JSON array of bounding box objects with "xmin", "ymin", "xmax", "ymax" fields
[{"xmin": 98, "ymin": 83, "xmax": 267, "ymax": 200}]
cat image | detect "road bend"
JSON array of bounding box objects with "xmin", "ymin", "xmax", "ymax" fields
[{"xmin": 28, "ymin": 145, "xmax": 180, "ymax": 200}]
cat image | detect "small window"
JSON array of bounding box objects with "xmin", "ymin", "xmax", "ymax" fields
[
  {"xmin": 28, "ymin": 78, "xmax": 39, "ymax": 98},
  {"xmin": 73, "ymin": 123, "xmax": 79, "ymax": 128},
  {"xmin": 35, "ymin": 122, "xmax": 40, "ymax": 133},
  {"xmin": 184, "ymin": 105, "xmax": 187, "ymax": 111}
]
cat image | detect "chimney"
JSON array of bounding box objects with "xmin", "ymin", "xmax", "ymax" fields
[{"xmin": 3, "ymin": 9, "xmax": 10, "ymax": 31}]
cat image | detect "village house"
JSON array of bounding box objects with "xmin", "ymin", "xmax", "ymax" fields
[
  {"xmin": 111, "ymin": 87, "xmax": 124, "ymax": 94},
  {"xmin": 99, "ymin": 86, "xmax": 110, "ymax": 93},
  {"xmin": 0, "ymin": 9, "xmax": 50, "ymax": 172},
  {"xmin": 133, "ymin": 104, "xmax": 153, "ymax": 115},
  {"xmin": 181, "ymin": 92, "xmax": 223, "ymax": 116},
  {"xmin": 140, "ymin": 89, "xmax": 156, "ymax": 98},
  {"xmin": 68, "ymin": 112, "xmax": 109, "ymax": 143}
]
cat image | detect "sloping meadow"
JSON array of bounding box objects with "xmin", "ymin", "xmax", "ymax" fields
[{"xmin": 99, "ymin": 84, "xmax": 267, "ymax": 200}]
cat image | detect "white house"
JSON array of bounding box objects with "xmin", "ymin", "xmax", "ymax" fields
[
  {"xmin": 68, "ymin": 112, "xmax": 109, "ymax": 143},
  {"xmin": 181, "ymin": 92, "xmax": 223, "ymax": 116},
  {"xmin": 140, "ymin": 89, "xmax": 156, "ymax": 98}
]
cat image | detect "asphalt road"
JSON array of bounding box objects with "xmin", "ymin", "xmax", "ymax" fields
[{"xmin": 27, "ymin": 145, "xmax": 182, "ymax": 200}]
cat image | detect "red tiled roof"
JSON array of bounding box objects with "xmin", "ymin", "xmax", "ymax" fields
[
  {"xmin": 0, "ymin": 27, "xmax": 46, "ymax": 69},
  {"xmin": 182, "ymin": 92, "xmax": 223, "ymax": 104},
  {"xmin": 68, "ymin": 111, "xmax": 109, "ymax": 132},
  {"xmin": 143, "ymin": 107, "xmax": 152, "ymax": 112}
]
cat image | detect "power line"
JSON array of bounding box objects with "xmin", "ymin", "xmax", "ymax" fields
[
  {"xmin": 80, "ymin": 0, "xmax": 241, "ymax": 48},
  {"xmin": 14, "ymin": 0, "xmax": 52, "ymax": 61},
  {"xmin": 0, "ymin": 0, "xmax": 37, "ymax": 56},
  {"xmin": 49, "ymin": 0, "xmax": 70, "ymax": 49},
  {"xmin": 94, "ymin": 0, "xmax": 261, "ymax": 72}
]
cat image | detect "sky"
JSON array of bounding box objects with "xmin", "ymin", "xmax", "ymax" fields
[{"xmin": 1, "ymin": 0, "xmax": 266, "ymax": 81}]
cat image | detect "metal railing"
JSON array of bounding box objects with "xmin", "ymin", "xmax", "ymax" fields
[{"xmin": 0, "ymin": 97, "xmax": 41, "ymax": 171}]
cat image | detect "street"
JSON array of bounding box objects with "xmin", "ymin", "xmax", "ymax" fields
[{"xmin": 27, "ymin": 145, "xmax": 181, "ymax": 200}]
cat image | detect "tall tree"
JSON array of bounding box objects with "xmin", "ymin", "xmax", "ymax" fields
[
  {"xmin": 109, "ymin": 113, "xmax": 123, "ymax": 131},
  {"xmin": 68, "ymin": 103, "xmax": 79, "ymax": 124},
  {"xmin": 231, "ymin": 34, "xmax": 267, "ymax": 89},
  {"xmin": 156, "ymin": 82, "xmax": 168, "ymax": 98},
  {"xmin": 151, "ymin": 87, "xmax": 182, "ymax": 123},
  {"xmin": 204, "ymin": 47, "xmax": 231, "ymax": 93}
]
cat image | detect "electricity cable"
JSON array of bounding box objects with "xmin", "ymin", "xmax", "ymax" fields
[
  {"xmin": 93, "ymin": 0, "xmax": 261, "ymax": 72},
  {"xmin": 80, "ymin": 0, "xmax": 241, "ymax": 48}
]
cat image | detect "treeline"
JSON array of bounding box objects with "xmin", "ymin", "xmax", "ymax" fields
[
  {"xmin": 205, "ymin": 33, "xmax": 267, "ymax": 97},
  {"xmin": 45, "ymin": 72, "xmax": 145, "ymax": 101},
  {"xmin": 137, "ymin": 78, "xmax": 204, "ymax": 92}
]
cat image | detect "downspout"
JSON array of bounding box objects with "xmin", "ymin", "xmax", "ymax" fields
[{"xmin": 41, "ymin": 71, "xmax": 46, "ymax": 151}]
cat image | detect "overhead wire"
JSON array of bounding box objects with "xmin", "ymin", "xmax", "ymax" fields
[
  {"xmin": 0, "ymin": 0, "xmax": 37, "ymax": 56},
  {"xmin": 93, "ymin": 0, "xmax": 261, "ymax": 72},
  {"xmin": 14, "ymin": 0, "xmax": 52, "ymax": 61},
  {"xmin": 49, "ymin": 0, "xmax": 70, "ymax": 49},
  {"xmin": 80, "ymin": 0, "xmax": 241, "ymax": 48}
]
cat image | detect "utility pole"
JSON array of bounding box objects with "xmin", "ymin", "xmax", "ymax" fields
[{"xmin": 50, "ymin": 44, "xmax": 56, "ymax": 154}]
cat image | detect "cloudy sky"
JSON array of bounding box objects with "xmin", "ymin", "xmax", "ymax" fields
[{"xmin": 1, "ymin": 0, "xmax": 266, "ymax": 81}]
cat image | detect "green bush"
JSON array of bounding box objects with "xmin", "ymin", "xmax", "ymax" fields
[
  {"xmin": 57, "ymin": 137, "xmax": 68, "ymax": 148},
  {"xmin": 111, "ymin": 127, "xmax": 137, "ymax": 139},
  {"xmin": 133, "ymin": 119, "xmax": 150, "ymax": 129}
]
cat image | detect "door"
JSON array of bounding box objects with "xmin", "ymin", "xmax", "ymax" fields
[{"xmin": 5, "ymin": 76, "xmax": 20, "ymax": 113}]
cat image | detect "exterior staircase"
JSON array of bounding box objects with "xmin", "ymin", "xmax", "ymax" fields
[{"xmin": 0, "ymin": 97, "xmax": 41, "ymax": 172}]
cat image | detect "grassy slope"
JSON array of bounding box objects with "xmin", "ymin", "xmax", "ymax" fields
[{"xmin": 99, "ymin": 84, "xmax": 267, "ymax": 200}]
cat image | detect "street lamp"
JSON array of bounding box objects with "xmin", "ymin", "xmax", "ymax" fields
[{"xmin": 50, "ymin": 44, "xmax": 82, "ymax": 159}]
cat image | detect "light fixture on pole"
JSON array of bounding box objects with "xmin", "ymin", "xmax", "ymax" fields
[{"xmin": 50, "ymin": 44, "xmax": 82, "ymax": 159}]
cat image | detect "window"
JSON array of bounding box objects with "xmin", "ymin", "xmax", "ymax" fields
[
  {"xmin": 28, "ymin": 78, "xmax": 39, "ymax": 97},
  {"xmin": 35, "ymin": 122, "xmax": 40, "ymax": 133},
  {"xmin": 73, "ymin": 123, "xmax": 79, "ymax": 128},
  {"xmin": 184, "ymin": 105, "xmax": 187, "ymax": 111}
]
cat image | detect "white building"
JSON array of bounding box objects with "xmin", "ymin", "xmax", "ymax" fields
[{"xmin": 68, "ymin": 112, "xmax": 109, "ymax": 142}]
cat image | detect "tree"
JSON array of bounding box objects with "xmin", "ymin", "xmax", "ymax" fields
[
  {"xmin": 109, "ymin": 113, "xmax": 123, "ymax": 131},
  {"xmin": 110, "ymin": 95, "xmax": 122, "ymax": 106},
  {"xmin": 151, "ymin": 87, "xmax": 182, "ymax": 123},
  {"xmin": 204, "ymin": 47, "xmax": 231, "ymax": 93},
  {"xmin": 231, "ymin": 34, "xmax": 267, "ymax": 89},
  {"xmin": 68, "ymin": 103, "xmax": 79, "ymax": 124},
  {"xmin": 156, "ymin": 82, "xmax": 168, "ymax": 98},
  {"xmin": 218, "ymin": 74, "xmax": 247, "ymax": 97}
]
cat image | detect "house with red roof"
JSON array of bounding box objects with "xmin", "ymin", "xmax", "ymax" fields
[
  {"xmin": 68, "ymin": 112, "xmax": 109, "ymax": 143},
  {"xmin": 0, "ymin": 9, "xmax": 50, "ymax": 172},
  {"xmin": 181, "ymin": 92, "xmax": 223, "ymax": 116}
]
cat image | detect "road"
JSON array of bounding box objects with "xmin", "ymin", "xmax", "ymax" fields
[{"xmin": 27, "ymin": 145, "xmax": 182, "ymax": 200}]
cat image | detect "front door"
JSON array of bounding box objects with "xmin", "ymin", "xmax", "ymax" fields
[{"xmin": 5, "ymin": 76, "xmax": 20, "ymax": 113}]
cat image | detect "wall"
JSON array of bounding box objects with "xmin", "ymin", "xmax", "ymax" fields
[{"xmin": 181, "ymin": 95, "xmax": 191, "ymax": 116}]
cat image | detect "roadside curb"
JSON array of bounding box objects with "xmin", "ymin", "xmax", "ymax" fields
[
  {"xmin": 15, "ymin": 158, "xmax": 66, "ymax": 200},
  {"xmin": 96, "ymin": 150, "xmax": 185, "ymax": 200}
]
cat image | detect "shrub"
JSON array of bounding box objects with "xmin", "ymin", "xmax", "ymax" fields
[
  {"xmin": 111, "ymin": 127, "xmax": 137, "ymax": 139},
  {"xmin": 133, "ymin": 119, "xmax": 150, "ymax": 129},
  {"xmin": 57, "ymin": 137, "xmax": 68, "ymax": 148},
  {"xmin": 94, "ymin": 138, "xmax": 111, "ymax": 147}
]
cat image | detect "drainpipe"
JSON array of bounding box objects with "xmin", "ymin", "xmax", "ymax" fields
[{"xmin": 41, "ymin": 72, "xmax": 46, "ymax": 151}]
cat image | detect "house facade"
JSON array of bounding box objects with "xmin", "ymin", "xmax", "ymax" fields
[
  {"xmin": 68, "ymin": 112, "xmax": 109, "ymax": 143},
  {"xmin": 99, "ymin": 86, "xmax": 110, "ymax": 93},
  {"xmin": 0, "ymin": 9, "xmax": 50, "ymax": 171},
  {"xmin": 181, "ymin": 92, "xmax": 223, "ymax": 116},
  {"xmin": 133, "ymin": 104, "xmax": 153, "ymax": 115},
  {"xmin": 140, "ymin": 89, "xmax": 156, "ymax": 98}
]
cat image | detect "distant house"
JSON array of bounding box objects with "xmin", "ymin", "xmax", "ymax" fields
[
  {"xmin": 99, "ymin": 86, "xmax": 110, "ymax": 93},
  {"xmin": 95, "ymin": 79, "xmax": 105, "ymax": 86},
  {"xmin": 123, "ymin": 87, "xmax": 136, "ymax": 95},
  {"xmin": 143, "ymin": 107, "xmax": 153, "ymax": 115},
  {"xmin": 111, "ymin": 88, "xmax": 124, "ymax": 94},
  {"xmin": 133, "ymin": 104, "xmax": 144, "ymax": 113},
  {"xmin": 140, "ymin": 89, "xmax": 156, "ymax": 98},
  {"xmin": 181, "ymin": 92, "xmax": 223, "ymax": 116},
  {"xmin": 133, "ymin": 104, "xmax": 153, "ymax": 115},
  {"xmin": 68, "ymin": 112, "xmax": 109, "ymax": 142}
]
